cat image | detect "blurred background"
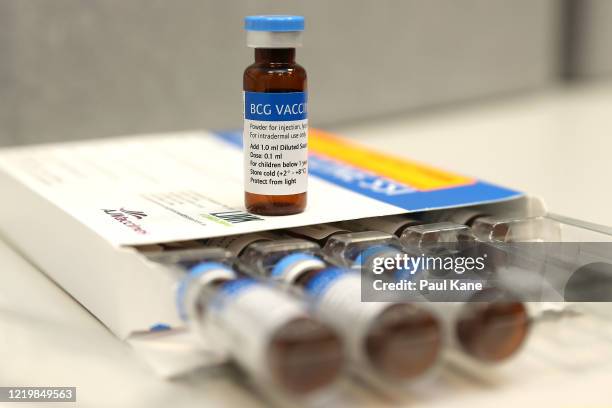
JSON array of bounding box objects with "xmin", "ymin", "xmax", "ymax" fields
[{"xmin": 1, "ymin": 0, "xmax": 611, "ymax": 146}]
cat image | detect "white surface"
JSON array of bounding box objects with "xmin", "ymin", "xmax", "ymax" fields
[
  {"xmin": 0, "ymin": 239, "xmax": 262, "ymax": 408},
  {"xmin": 0, "ymin": 132, "xmax": 415, "ymax": 247},
  {"xmin": 2, "ymin": 82, "xmax": 612, "ymax": 407},
  {"xmin": 337, "ymin": 81, "xmax": 612, "ymax": 227}
]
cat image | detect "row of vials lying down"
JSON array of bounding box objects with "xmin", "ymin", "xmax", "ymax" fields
[{"xmin": 133, "ymin": 208, "xmax": 612, "ymax": 403}]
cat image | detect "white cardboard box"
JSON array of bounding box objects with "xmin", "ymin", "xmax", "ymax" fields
[{"xmin": 0, "ymin": 130, "xmax": 543, "ymax": 363}]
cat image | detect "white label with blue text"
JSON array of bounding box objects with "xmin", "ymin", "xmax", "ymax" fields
[
  {"xmin": 304, "ymin": 270, "xmax": 391, "ymax": 365},
  {"xmin": 205, "ymin": 279, "xmax": 307, "ymax": 380},
  {"xmin": 243, "ymin": 91, "xmax": 308, "ymax": 195}
]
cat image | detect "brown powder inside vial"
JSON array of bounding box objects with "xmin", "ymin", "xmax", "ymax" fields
[
  {"xmin": 267, "ymin": 317, "xmax": 344, "ymax": 394},
  {"xmin": 244, "ymin": 47, "xmax": 307, "ymax": 215},
  {"xmin": 365, "ymin": 303, "xmax": 441, "ymax": 380},
  {"xmin": 456, "ymin": 301, "xmax": 530, "ymax": 362}
]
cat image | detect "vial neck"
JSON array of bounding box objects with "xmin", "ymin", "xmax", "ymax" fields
[
  {"xmin": 293, "ymin": 267, "xmax": 326, "ymax": 289},
  {"xmin": 254, "ymin": 48, "xmax": 296, "ymax": 64},
  {"xmin": 209, "ymin": 277, "xmax": 232, "ymax": 288}
]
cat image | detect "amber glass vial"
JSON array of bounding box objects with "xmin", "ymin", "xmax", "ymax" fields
[
  {"xmin": 294, "ymin": 268, "xmax": 441, "ymax": 381},
  {"xmin": 243, "ymin": 15, "xmax": 308, "ymax": 215},
  {"xmin": 195, "ymin": 278, "xmax": 343, "ymax": 395},
  {"xmin": 456, "ymin": 291, "xmax": 530, "ymax": 362}
]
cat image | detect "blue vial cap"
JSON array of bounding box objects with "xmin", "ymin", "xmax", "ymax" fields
[
  {"xmin": 149, "ymin": 323, "xmax": 171, "ymax": 332},
  {"xmin": 244, "ymin": 15, "xmax": 305, "ymax": 32}
]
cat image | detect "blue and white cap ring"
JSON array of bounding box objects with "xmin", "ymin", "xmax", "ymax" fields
[
  {"xmin": 176, "ymin": 262, "xmax": 236, "ymax": 321},
  {"xmin": 245, "ymin": 15, "xmax": 304, "ymax": 48},
  {"xmin": 271, "ymin": 252, "xmax": 326, "ymax": 284},
  {"xmin": 244, "ymin": 15, "xmax": 304, "ymax": 32}
]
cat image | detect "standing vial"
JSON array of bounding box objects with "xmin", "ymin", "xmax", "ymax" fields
[{"xmin": 244, "ymin": 15, "xmax": 308, "ymax": 215}]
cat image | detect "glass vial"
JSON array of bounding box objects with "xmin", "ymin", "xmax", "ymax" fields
[
  {"xmin": 240, "ymin": 240, "xmax": 443, "ymax": 384},
  {"xmin": 148, "ymin": 249, "xmax": 344, "ymax": 396},
  {"xmin": 243, "ymin": 15, "xmax": 308, "ymax": 215}
]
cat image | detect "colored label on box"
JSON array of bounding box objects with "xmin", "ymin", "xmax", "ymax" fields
[
  {"xmin": 0, "ymin": 129, "xmax": 521, "ymax": 246},
  {"xmin": 215, "ymin": 129, "xmax": 520, "ymax": 212}
]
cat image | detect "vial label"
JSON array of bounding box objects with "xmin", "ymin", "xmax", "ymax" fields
[
  {"xmin": 177, "ymin": 262, "xmax": 237, "ymax": 321},
  {"xmin": 244, "ymin": 91, "xmax": 308, "ymax": 195},
  {"xmin": 206, "ymin": 279, "xmax": 307, "ymax": 380},
  {"xmin": 304, "ymin": 269, "xmax": 390, "ymax": 364}
]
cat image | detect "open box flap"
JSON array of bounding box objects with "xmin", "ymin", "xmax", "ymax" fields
[{"xmin": 0, "ymin": 130, "xmax": 521, "ymax": 247}]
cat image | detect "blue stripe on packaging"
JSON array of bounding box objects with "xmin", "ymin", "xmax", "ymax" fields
[{"xmin": 212, "ymin": 130, "xmax": 522, "ymax": 211}]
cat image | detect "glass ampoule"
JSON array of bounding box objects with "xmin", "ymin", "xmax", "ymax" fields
[
  {"xmin": 341, "ymin": 215, "xmax": 425, "ymax": 238},
  {"xmin": 398, "ymin": 223, "xmax": 531, "ymax": 364},
  {"xmin": 239, "ymin": 238, "xmax": 442, "ymax": 386},
  {"xmin": 243, "ymin": 15, "xmax": 308, "ymax": 215}
]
